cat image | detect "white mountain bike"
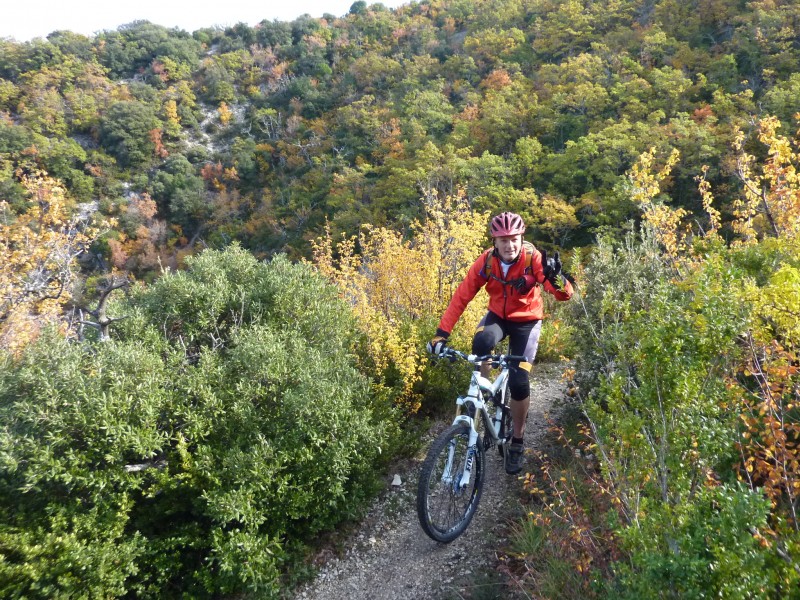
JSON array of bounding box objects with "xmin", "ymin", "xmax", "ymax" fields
[{"xmin": 417, "ymin": 348, "xmax": 528, "ymax": 543}]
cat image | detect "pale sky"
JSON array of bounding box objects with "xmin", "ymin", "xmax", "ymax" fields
[{"xmin": 2, "ymin": 0, "xmax": 410, "ymax": 42}]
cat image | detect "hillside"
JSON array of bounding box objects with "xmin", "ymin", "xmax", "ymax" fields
[{"xmin": 1, "ymin": 0, "xmax": 800, "ymax": 268}]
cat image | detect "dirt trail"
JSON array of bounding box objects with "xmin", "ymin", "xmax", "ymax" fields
[{"xmin": 292, "ymin": 362, "xmax": 568, "ymax": 600}]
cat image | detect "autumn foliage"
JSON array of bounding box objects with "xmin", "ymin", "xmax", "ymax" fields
[
  {"xmin": 312, "ymin": 189, "xmax": 489, "ymax": 412},
  {"xmin": 0, "ymin": 171, "xmax": 98, "ymax": 352}
]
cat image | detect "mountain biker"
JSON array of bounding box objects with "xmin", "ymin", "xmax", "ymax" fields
[{"xmin": 427, "ymin": 211, "xmax": 573, "ymax": 475}]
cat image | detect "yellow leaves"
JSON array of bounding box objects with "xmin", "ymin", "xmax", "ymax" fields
[
  {"xmin": 0, "ymin": 170, "xmax": 98, "ymax": 353},
  {"xmin": 732, "ymin": 117, "xmax": 800, "ymax": 245},
  {"xmin": 696, "ymin": 165, "xmax": 721, "ymax": 235},
  {"xmin": 163, "ymin": 98, "xmax": 181, "ymax": 136},
  {"xmin": 311, "ymin": 189, "xmax": 489, "ymax": 412},
  {"xmin": 629, "ymin": 147, "xmax": 691, "ymax": 270},
  {"xmin": 629, "ymin": 147, "xmax": 680, "ymax": 206},
  {"xmin": 218, "ymin": 101, "xmax": 232, "ymax": 126},
  {"xmin": 633, "ymin": 114, "xmax": 800, "ymax": 270}
]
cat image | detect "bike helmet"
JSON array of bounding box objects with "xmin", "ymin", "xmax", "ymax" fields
[{"xmin": 490, "ymin": 212, "xmax": 525, "ymax": 237}]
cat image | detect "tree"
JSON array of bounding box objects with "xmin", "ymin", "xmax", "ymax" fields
[
  {"xmin": 401, "ymin": 84, "xmax": 456, "ymax": 139},
  {"xmin": 0, "ymin": 171, "xmax": 99, "ymax": 352},
  {"xmin": 99, "ymin": 101, "xmax": 162, "ymax": 169},
  {"xmin": 149, "ymin": 154, "xmax": 208, "ymax": 232}
]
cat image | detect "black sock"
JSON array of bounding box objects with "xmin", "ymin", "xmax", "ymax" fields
[{"xmin": 511, "ymin": 436, "xmax": 523, "ymax": 445}]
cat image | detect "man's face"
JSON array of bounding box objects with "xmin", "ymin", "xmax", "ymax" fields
[{"xmin": 494, "ymin": 234, "xmax": 522, "ymax": 263}]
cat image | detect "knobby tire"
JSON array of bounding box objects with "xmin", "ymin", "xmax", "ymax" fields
[{"xmin": 417, "ymin": 423, "xmax": 485, "ymax": 543}]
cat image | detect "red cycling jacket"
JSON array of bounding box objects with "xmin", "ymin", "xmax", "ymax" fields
[{"xmin": 437, "ymin": 244, "xmax": 573, "ymax": 335}]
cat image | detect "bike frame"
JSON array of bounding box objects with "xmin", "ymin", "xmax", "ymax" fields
[
  {"xmin": 418, "ymin": 348, "xmax": 531, "ymax": 543},
  {"xmin": 448, "ymin": 359, "xmax": 511, "ymax": 489}
]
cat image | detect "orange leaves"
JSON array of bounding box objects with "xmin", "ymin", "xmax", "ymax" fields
[
  {"xmin": 691, "ymin": 104, "xmax": 714, "ymax": 124},
  {"xmin": 107, "ymin": 193, "xmax": 171, "ymax": 274},
  {"xmin": 480, "ymin": 69, "xmax": 513, "ymax": 91},
  {"xmin": 130, "ymin": 194, "xmax": 158, "ymax": 221},
  {"xmin": 200, "ymin": 162, "xmax": 239, "ymax": 191},
  {"xmin": 148, "ymin": 128, "xmax": 169, "ymax": 159},
  {"xmin": 736, "ymin": 338, "xmax": 800, "ymax": 528}
]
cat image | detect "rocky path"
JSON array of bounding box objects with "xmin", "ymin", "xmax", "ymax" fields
[{"xmin": 292, "ymin": 362, "xmax": 568, "ymax": 600}]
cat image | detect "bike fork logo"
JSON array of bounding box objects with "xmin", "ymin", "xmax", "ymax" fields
[{"xmin": 465, "ymin": 447, "xmax": 475, "ymax": 473}]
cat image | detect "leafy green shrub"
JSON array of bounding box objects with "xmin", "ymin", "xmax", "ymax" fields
[
  {"xmin": 0, "ymin": 334, "xmax": 169, "ymax": 598},
  {"xmin": 610, "ymin": 485, "xmax": 777, "ymax": 600},
  {"xmin": 574, "ymin": 232, "xmax": 748, "ymax": 490},
  {"xmin": 0, "ymin": 246, "xmax": 395, "ymax": 598},
  {"xmin": 562, "ymin": 230, "xmax": 800, "ymax": 598}
]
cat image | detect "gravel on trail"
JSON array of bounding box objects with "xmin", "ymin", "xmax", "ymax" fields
[{"xmin": 292, "ymin": 361, "xmax": 570, "ymax": 600}]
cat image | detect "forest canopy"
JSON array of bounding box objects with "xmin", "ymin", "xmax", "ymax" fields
[{"xmin": 1, "ymin": 0, "xmax": 800, "ymax": 271}]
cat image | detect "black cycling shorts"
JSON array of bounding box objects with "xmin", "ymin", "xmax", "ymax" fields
[{"xmin": 471, "ymin": 311, "xmax": 541, "ymax": 401}]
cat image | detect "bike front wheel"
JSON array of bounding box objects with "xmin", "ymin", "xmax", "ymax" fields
[{"xmin": 417, "ymin": 423, "xmax": 485, "ymax": 543}]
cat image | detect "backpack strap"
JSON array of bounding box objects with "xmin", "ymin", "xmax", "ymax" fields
[
  {"xmin": 522, "ymin": 241, "xmax": 535, "ymax": 275},
  {"xmin": 482, "ymin": 242, "xmax": 536, "ymax": 281},
  {"xmin": 480, "ymin": 248, "xmax": 495, "ymax": 280}
]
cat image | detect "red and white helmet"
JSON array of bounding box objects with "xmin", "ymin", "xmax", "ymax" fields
[{"xmin": 490, "ymin": 212, "xmax": 525, "ymax": 237}]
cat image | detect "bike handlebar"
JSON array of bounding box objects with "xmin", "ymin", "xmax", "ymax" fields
[{"xmin": 436, "ymin": 347, "xmax": 530, "ymax": 366}]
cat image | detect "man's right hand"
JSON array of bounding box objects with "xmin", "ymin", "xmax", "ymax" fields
[{"xmin": 426, "ymin": 331, "xmax": 449, "ymax": 355}]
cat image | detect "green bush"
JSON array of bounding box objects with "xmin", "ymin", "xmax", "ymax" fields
[
  {"xmin": 610, "ymin": 485, "xmax": 778, "ymax": 600},
  {"xmin": 566, "ymin": 231, "xmax": 794, "ymax": 598},
  {"xmin": 0, "ymin": 246, "xmax": 394, "ymax": 598},
  {"xmin": 0, "ymin": 336, "xmax": 170, "ymax": 598},
  {"xmin": 574, "ymin": 232, "xmax": 748, "ymax": 493}
]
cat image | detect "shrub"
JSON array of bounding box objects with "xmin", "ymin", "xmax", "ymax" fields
[
  {"xmin": 0, "ymin": 246, "xmax": 394, "ymax": 598},
  {"xmin": 610, "ymin": 485, "xmax": 777, "ymax": 600},
  {"xmin": 560, "ymin": 231, "xmax": 800, "ymax": 598}
]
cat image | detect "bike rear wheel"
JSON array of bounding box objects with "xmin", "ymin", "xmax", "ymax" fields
[{"xmin": 417, "ymin": 423, "xmax": 485, "ymax": 543}]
